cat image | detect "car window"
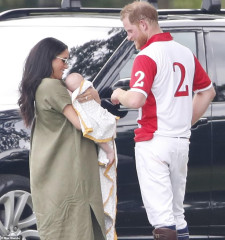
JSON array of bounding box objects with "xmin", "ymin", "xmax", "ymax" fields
[
  {"xmin": 208, "ymin": 32, "xmax": 225, "ymax": 102},
  {"xmin": 119, "ymin": 50, "xmax": 137, "ymax": 79},
  {"xmin": 171, "ymin": 32, "xmax": 197, "ymax": 56},
  {"xmin": 0, "ymin": 25, "xmax": 124, "ymax": 110}
]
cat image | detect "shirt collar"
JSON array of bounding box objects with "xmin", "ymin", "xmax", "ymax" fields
[{"xmin": 141, "ymin": 32, "xmax": 173, "ymax": 50}]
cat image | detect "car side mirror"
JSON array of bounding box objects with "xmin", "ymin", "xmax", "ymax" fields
[
  {"xmin": 101, "ymin": 78, "xmax": 131, "ymax": 118},
  {"xmin": 101, "ymin": 98, "xmax": 128, "ymax": 118},
  {"xmin": 112, "ymin": 78, "xmax": 130, "ymax": 91}
]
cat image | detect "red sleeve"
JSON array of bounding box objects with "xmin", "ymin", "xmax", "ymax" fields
[
  {"xmin": 193, "ymin": 56, "xmax": 212, "ymax": 92},
  {"xmin": 130, "ymin": 55, "xmax": 157, "ymax": 95}
]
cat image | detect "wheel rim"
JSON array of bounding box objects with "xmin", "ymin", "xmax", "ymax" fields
[{"xmin": 0, "ymin": 190, "xmax": 39, "ymax": 239}]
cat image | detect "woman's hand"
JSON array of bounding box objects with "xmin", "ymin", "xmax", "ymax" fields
[{"xmin": 76, "ymin": 87, "xmax": 101, "ymax": 104}]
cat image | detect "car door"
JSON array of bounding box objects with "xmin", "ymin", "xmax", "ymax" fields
[{"xmin": 204, "ymin": 29, "xmax": 225, "ymax": 236}]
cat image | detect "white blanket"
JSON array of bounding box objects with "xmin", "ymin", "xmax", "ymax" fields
[{"xmin": 72, "ymin": 80, "xmax": 118, "ymax": 240}]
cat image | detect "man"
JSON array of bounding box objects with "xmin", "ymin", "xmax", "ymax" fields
[{"xmin": 111, "ymin": 1, "xmax": 216, "ymax": 240}]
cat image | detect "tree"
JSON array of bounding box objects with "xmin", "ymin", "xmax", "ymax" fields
[{"xmin": 69, "ymin": 28, "xmax": 126, "ymax": 81}]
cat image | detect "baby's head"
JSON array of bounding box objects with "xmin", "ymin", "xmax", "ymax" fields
[{"xmin": 65, "ymin": 73, "xmax": 84, "ymax": 92}]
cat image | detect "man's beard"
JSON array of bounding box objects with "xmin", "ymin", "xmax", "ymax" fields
[{"xmin": 135, "ymin": 33, "xmax": 148, "ymax": 50}]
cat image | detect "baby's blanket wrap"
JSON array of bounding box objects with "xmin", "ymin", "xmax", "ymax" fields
[{"xmin": 72, "ymin": 80, "xmax": 118, "ymax": 240}]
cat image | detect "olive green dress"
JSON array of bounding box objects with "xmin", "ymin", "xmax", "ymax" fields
[{"xmin": 30, "ymin": 78, "xmax": 106, "ymax": 240}]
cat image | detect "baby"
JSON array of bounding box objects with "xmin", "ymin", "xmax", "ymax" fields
[{"xmin": 65, "ymin": 72, "xmax": 117, "ymax": 167}]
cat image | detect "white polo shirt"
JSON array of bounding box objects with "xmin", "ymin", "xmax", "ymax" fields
[{"xmin": 130, "ymin": 32, "xmax": 212, "ymax": 142}]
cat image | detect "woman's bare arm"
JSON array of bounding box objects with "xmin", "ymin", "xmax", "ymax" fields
[{"xmin": 63, "ymin": 104, "xmax": 81, "ymax": 130}]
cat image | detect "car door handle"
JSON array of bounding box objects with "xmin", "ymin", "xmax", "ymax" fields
[{"xmin": 191, "ymin": 117, "xmax": 208, "ymax": 130}]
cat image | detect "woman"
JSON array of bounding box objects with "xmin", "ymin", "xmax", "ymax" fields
[{"xmin": 18, "ymin": 37, "xmax": 106, "ymax": 240}]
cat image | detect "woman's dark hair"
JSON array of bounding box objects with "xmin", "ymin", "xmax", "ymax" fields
[{"xmin": 18, "ymin": 37, "xmax": 68, "ymax": 127}]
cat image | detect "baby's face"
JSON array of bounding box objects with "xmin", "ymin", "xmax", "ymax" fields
[{"xmin": 65, "ymin": 76, "xmax": 81, "ymax": 92}]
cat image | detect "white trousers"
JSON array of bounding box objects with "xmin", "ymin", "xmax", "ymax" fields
[{"xmin": 135, "ymin": 135, "xmax": 189, "ymax": 230}]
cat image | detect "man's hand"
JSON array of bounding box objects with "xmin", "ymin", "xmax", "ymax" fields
[
  {"xmin": 111, "ymin": 88, "xmax": 146, "ymax": 109},
  {"xmin": 111, "ymin": 88, "xmax": 123, "ymax": 105}
]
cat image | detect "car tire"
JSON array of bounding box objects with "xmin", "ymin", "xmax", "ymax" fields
[{"xmin": 0, "ymin": 174, "xmax": 39, "ymax": 239}]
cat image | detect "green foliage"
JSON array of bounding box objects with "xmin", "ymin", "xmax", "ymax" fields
[
  {"xmin": 172, "ymin": 0, "xmax": 202, "ymax": 8},
  {"xmin": 83, "ymin": 0, "xmax": 131, "ymax": 8},
  {"xmin": 69, "ymin": 28, "xmax": 126, "ymax": 80},
  {"xmin": 0, "ymin": 0, "xmax": 38, "ymax": 10},
  {"xmin": 171, "ymin": 0, "xmax": 225, "ymax": 8}
]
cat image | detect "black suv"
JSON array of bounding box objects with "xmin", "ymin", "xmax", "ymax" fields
[{"xmin": 0, "ymin": 0, "xmax": 225, "ymax": 239}]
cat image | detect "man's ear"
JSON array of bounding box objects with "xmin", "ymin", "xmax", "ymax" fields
[{"xmin": 139, "ymin": 19, "xmax": 148, "ymax": 31}]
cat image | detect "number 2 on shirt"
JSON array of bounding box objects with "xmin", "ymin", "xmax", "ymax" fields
[
  {"xmin": 173, "ymin": 62, "xmax": 189, "ymax": 97},
  {"xmin": 133, "ymin": 71, "xmax": 145, "ymax": 87}
]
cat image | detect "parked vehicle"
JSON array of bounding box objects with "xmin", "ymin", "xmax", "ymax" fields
[{"xmin": 0, "ymin": 0, "xmax": 225, "ymax": 239}]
